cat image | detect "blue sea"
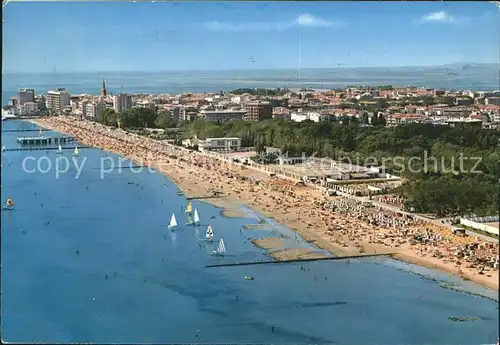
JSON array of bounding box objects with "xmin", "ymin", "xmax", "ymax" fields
[
  {"xmin": 1, "ymin": 120, "xmax": 499, "ymax": 344},
  {"xmin": 2, "ymin": 65, "xmax": 500, "ymax": 105}
]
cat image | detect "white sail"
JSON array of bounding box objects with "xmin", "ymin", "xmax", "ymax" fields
[
  {"xmin": 168, "ymin": 213, "xmax": 177, "ymax": 229},
  {"xmin": 193, "ymin": 209, "xmax": 200, "ymax": 224},
  {"xmin": 217, "ymin": 238, "xmax": 226, "ymax": 254},
  {"xmin": 185, "ymin": 201, "xmax": 192, "ymax": 214},
  {"xmin": 206, "ymin": 225, "xmax": 214, "ymax": 240}
]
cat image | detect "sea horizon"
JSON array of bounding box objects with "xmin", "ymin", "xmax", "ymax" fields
[{"xmin": 3, "ymin": 64, "xmax": 500, "ymax": 105}]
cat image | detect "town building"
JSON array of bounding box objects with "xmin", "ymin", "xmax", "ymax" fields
[
  {"xmin": 485, "ymin": 97, "xmax": 500, "ymax": 106},
  {"xmin": 46, "ymin": 88, "xmax": 70, "ymax": 113},
  {"xmin": 8, "ymin": 97, "xmax": 18, "ymax": 108},
  {"xmin": 17, "ymin": 88, "xmax": 35, "ymax": 106},
  {"xmin": 244, "ymin": 101, "xmax": 272, "ymax": 121},
  {"xmin": 454, "ymin": 97, "xmax": 474, "ymax": 106},
  {"xmin": 19, "ymin": 101, "xmax": 38, "ymax": 116},
  {"xmin": 197, "ymin": 137, "xmax": 242, "ymax": 152},
  {"xmin": 113, "ymin": 93, "xmax": 133, "ymax": 112},
  {"xmin": 179, "ymin": 106, "xmax": 198, "ymax": 121},
  {"xmin": 199, "ymin": 109, "xmax": 247, "ymax": 122},
  {"xmin": 446, "ymin": 118, "xmax": 483, "ymax": 128},
  {"xmin": 84, "ymin": 102, "xmax": 106, "ymax": 118}
]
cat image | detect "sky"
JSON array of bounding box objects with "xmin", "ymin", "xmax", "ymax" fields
[{"xmin": 3, "ymin": 1, "xmax": 500, "ymax": 73}]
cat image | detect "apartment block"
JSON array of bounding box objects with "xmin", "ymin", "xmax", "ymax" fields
[
  {"xmin": 113, "ymin": 93, "xmax": 133, "ymax": 112},
  {"xmin": 244, "ymin": 101, "xmax": 272, "ymax": 121},
  {"xmin": 46, "ymin": 88, "xmax": 70, "ymax": 113},
  {"xmin": 17, "ymin": 88, "xmax": 35, "ymax": 106},
  {"xmin": 199, "ymin": 109, "xmax": 247, "ymax": 122}
]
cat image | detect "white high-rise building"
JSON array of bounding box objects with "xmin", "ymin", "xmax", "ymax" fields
[
  {"xmin": 113, "ymin": 93, "xmax": 133, "ymax": 113},
  {"xmin": 46, "ymin": 88, "xmax": 70, "ymax": 113},
  {"xmin": 17, "ymin": 88, "xmax": 35, "ymax": 106}
]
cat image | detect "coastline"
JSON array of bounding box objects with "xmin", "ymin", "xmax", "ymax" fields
[{"xmin": 28, "ymin": 117, "xmax": 499, "ymax": 292}]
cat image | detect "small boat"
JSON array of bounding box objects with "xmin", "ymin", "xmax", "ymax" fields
[
  {"xmin": 176, "ymin": 189, "xmax": 184, "ymax": 196},
  {"xmin": 56, "ymin": 144, "xmax": 63, "ymax": 154},
  {"xmin": 3, "ymin": 198, "xmax": 14, "ymax": 211},
  {"xmin": 168, "ymin": 213, "xmax": 177, "ymax": 230},
  {"xmin": 185, "ymin": 201, "xmax": 192, "ymax": 214},
  {"xmin": 244, "ymin": 276, "xmax": 254, "ymax": 280},
  {"xmin": 73, "ymin": 147, "xmax": 79, "ymax": 157},
  {"xmin": 187, "ymin": 208, "xmax": 200, "ymax": 225},
  {"xmin": 206, "ymin": 225, "xmax": 214, "ymax": 241},
  {"xmin": 211, "ymin": 238, "xmax": 226, "ymax": 256}
]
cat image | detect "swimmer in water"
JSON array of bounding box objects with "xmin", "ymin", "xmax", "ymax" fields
[{"xmin": 76, "ymin": 250, "xmax": 80, "ymax": 255}]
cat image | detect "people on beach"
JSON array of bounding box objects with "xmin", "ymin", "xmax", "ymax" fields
[{"xmin": 35, "ymin": 116, "xmax": 499, "ymax": 289}]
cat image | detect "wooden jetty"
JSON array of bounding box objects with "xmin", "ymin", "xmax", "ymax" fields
[
  {"xmin": 205, "ymin": 253, "xmax": 393, "ymax": 268},
  {"xmin": 16, "ymin": 136, "xmax": 75, "ymax": 145},
  {"xmin": 3, "ymin": 146, "xmax": 91, "ymax": 152},
  {"xmin": 2, "ymin": 129, "xmax": 50, "ymax": 133}
]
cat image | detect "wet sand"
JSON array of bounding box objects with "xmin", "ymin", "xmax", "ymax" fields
[
  {"xmin": 270, "ymin": 248, "xmax": 328, "ymax": 261},
  {"xmin": 252, "ymin": 238, "xmax": 286, "ymax": 250},
  {"xmin": 31, "ymin": 117, "xmax": 499, "ymax": 291}
]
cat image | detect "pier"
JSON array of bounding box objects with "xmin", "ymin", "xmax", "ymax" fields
[
  {"xmin": 2, "ymin": 129, "xmax": 50, "ymax": 133},
  {"xmin": 16, "ymin": 136, "xmax": 75, "ymax": 145},
  {"xmin": 205, "ymin": 253, "xmax": 393, "ymax": 268},
  {"xmin": 3, "ymin": 146, "xmax": 91, "ymax": 152}
]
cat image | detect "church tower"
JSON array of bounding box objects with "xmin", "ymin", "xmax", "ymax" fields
[{"xmin": 100, "ymin": 79, "xmax": 107, "ymax": 98}]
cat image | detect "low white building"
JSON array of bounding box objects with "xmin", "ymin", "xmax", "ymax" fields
[
  {"xmin": 290, "ymin": 111, "xmax": 329, "ymax": 122},
  {"xmin": 198, "ymin": 137, "xmax": 241, "ymax": 152}
]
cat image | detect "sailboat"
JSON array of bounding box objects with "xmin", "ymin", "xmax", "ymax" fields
[
  {"xmin": 206, "ymin": 225, "xmax": 214, "ymax": 242},
  {"xmin": 1, "ymin": 145, "xmax": 5, "ymax": 152},
  {"xmin": 185, "ymin": 201, "xmax": 193, "ymax": 214},
  {"xmin": 73, "ymin": 146, "xmax": 79, "ymax": 157},
  {"xmin": 187, "ymin": 208, "xmax": 200, "ymax": 226},
  {"xmin": 211, "ymin": 238, "xmax": 226, "ymax": 256},
  {"xmin": 56, "ymin": 144, "xmax": 63, "ymax": 154},
  {"xmin": 168, "ymin": 213, "xmax": 178, "ymax": 230}
]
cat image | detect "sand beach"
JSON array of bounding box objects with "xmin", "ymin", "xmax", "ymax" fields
[{"xmin": 30, "ymin": 116, "xmax": 499, "ymax": 291}]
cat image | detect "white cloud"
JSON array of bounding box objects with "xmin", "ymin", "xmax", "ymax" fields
[
  {"xmin": 202, "ymin": 14, "xmax": 337, "ymax": 31},
  {"xmin": 421, "ymin": 11, "xmax": 456, "ymax": 22},
  {"xmin": 296, "ymin": 13, "xmax": 332, "ymax": 27}
]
